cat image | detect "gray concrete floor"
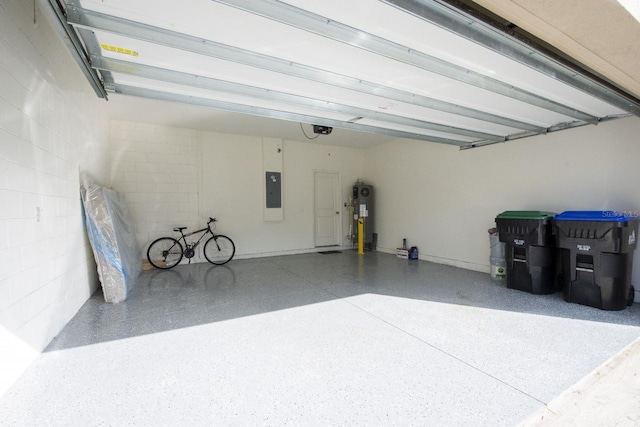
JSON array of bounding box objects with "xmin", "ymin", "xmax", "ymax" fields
[{"xmin": 2, "ymin": 252, "xmax": 640, "ymax": 426}]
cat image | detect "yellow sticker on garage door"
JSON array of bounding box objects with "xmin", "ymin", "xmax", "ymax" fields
[{"xmin": 100, "ymin": 44, "xmax": 139, "ymax": 57}]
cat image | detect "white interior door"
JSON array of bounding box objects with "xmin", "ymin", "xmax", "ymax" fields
[{"xmin": 315, "ymin": 171, "xmax": 340, "ymax": 247}]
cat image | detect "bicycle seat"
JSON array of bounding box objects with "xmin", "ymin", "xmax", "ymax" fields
[{"xmin": 173, "ymin": 227, "xmax": 187, "ymax": 232}]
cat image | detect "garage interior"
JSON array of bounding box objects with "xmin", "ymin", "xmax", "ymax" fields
[{"xmin": 2, "ymin": 0, "xmax": 640, "ymax": 424}]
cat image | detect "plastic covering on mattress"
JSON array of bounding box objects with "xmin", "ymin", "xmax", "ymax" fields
[{"xmin": 81, "ymin": 183, "xmax": 141, "ymax": 303}]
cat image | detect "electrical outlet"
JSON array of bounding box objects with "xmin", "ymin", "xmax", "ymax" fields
[{"xmin": 35, "ymin": 207, "xmax": 41, "ymax": 222}]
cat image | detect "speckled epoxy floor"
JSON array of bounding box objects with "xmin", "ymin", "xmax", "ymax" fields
[{"xmin": 2, "ymin": 252, "xmax": 640, "ymax": 426}]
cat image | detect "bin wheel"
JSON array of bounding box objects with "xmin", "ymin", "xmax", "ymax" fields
[{"xmin": 628, "ymin": 285, "xmax": 636, "ymax": 307}]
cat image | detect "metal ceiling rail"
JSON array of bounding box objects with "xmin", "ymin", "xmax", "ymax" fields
[
  {"xmin": 108, "ymin": 84, "xmax": 471, "ymax": 146},
  {"xmin": 383, "ymin": 0, "xmax": 640, "ymax": 117},
  {"xmin": 213, "ymin": 0, "xmax": 600, "ymax": 125},
  {"xmin": 90, "ymin": 55, "xmax": 502, "ymax": 141},
  {"xmin": 459, "ymin": 114, "xmax": 630, "ymax": 150},
  {"xmin": 64, "ymin": 6, "xmax": 546, "ymax": 134},
  {"xmin": 38, "ymin": 0, "xmax": 107, "ymax": 98}
]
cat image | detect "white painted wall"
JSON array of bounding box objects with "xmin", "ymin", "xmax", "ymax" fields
[
  {"xmin": 111, "ymin": 126, "xmax": 365, "ymax": 260},
  {"xmin": 110, "ymin": 121, "xmax": 201, "ymax": 247},
  {"xmin": 364, "ymin": 116, "xmax": 640, "ymax": 297},
  {"xmin": 113, "ymin": 115, "xmax": 640, "ymax": 294},
  {"xmin": 0, "ymin": 0, "xmax": 110, "ymax": 396}
]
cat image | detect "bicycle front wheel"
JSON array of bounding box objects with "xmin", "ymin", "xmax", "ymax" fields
[
  {"xmin": 147, "ymin": 237, "xmax": 184, "ymax": 269},
  {"xmin": 203, "ymin": 235, "xmax": 235, "ymax": 265}
]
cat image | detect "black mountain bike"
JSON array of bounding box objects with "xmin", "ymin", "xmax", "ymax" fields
[{"xmin": 147, "ymin": 217, "xmax": 235, "ymax": 269}]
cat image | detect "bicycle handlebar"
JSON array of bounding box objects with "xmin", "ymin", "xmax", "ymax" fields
[{"xmin": 208, "ymin": 217, "xmax": 217, "ymax": 224}]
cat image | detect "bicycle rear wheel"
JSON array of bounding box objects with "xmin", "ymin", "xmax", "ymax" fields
[
  {"xmin": 147, "ymin": 237, "xmax": 184, "ymax": 269},
  {"xmin": 203, "ymin": 235, "xmax": 235, "ymax": 265}
]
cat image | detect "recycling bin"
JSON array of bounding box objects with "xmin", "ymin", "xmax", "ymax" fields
[
  {"xmin": 495, "ymin": 211, "xmax": 558, "ymax": 294},
  {"xmin": 555, "ymin": 211, "xmax": 639, "ymax": 310}
]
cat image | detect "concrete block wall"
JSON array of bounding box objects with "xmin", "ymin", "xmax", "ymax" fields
[
  {"xmin": 0, "ymin": 0, "xmax": 110, "ymax": 396},
  {"xmin": 110, "ymin": 123, "xmax": 367, "ymax": 259},
  {"xmin": 110, "ymin": 120, "xmax": 201, "ymax": 252}
]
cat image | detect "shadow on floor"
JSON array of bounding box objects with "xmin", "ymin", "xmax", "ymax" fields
[{"xmin": 45, "ymin": 251, "xmax": 640, "ymax": 352}]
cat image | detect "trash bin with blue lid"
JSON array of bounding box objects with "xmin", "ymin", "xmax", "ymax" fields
[
  {"xmin": 495, "ymin": 211, "xmax": 559, "ymax": 294},
  {"xmin": 555, "ymin": 211, "xmax": 639, "ymax": 310}
]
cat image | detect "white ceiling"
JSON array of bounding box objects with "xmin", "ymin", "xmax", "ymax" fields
[{"xmin": 49, "ymin": 0, "xmax": 640, "ymax": 148}]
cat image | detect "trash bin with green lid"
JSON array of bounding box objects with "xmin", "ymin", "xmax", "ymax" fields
[
  {"xmin": 555, "ymin": 211, "xmax": 639, "ymax": 310},
  {"xmin": 495, "ymin": 211, "xmax": 559, "ymax": 294}
]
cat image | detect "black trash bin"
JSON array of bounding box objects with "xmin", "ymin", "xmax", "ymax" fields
[
  {"xmin": 555, "ymin": 211, "xmax": 639, "ymax": 310},
  {"xmin": 495, "ymin": 211, "xmax": 558, "ymax": 294}
]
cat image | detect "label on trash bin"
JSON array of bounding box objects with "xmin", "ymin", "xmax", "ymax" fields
[
  {"xmin": 514, "ymin": 239, "xmax": 525, "ymax": 246},
  {"xmin": 630, "ymin": 231, "xmax": 636, "ymax": 246},
  {"xmin": 577, "ymin": 244, "xmax": 591, "ymax": 251},
  {"xmin": 490, "ymin": 264, "xmax": 506, "ymax": 280}
]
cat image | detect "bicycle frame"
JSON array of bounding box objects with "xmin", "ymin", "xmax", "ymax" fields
[{"xmin": 177, "ymin": 225, "xmax": 212, "ymax": 250}]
